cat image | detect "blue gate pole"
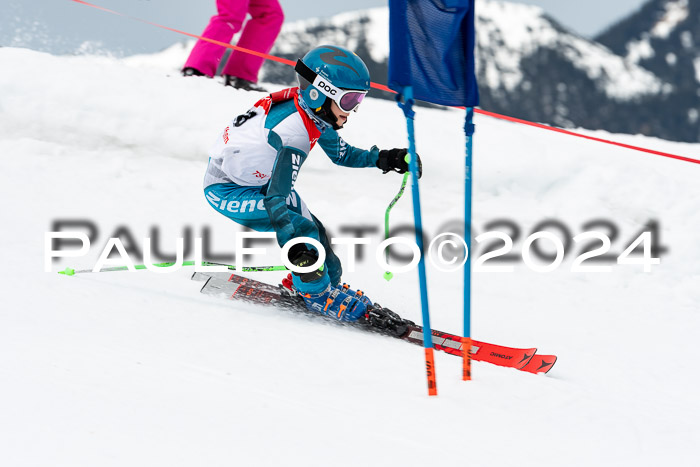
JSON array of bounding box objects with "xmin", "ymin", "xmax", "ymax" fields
[
  {"xmin": 463, "ymin": 107, "xmax": 475, "ymax": 380},
  {"xmin": 399, "ymin": 86, "xmax": 437, "ymax": 395}
]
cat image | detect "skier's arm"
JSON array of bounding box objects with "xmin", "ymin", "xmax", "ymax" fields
[
  {"xmin": 263, "ymin": 131, "xmax": 306, "ymax": 246},
  {"xmin": 318, "ymin": 128, "xmax": 379, "ymax": 168}
]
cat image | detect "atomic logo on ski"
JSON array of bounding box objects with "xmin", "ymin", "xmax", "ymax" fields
[
  {"xmin": 519, "ymin": 352, "xmax": 534, "ymax": 365},
  {"xmin": 537, "ymin": 360, "xmax": 554, "ymax": 371}
]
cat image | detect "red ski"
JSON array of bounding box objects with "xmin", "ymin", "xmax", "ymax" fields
[
  {"xmin": 194, "ymin": 272, "xmax": 557, "ymax": 374},
  {"xmin": 402, "ymin": 326, "xmax": 538, "ymax": 371}
]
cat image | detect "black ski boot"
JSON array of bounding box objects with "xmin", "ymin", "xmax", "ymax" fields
[
  {"xmin": 182, "ymin": 67, "xmax": 205, "ymax": 77},
  {"xmin": 224, "ymin": 75, "xmax": 267, "ymax": 92}
]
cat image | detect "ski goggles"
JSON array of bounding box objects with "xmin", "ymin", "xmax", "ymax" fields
[{"xmin": 295, "ymin": 59, "xmax": 368, "ymax": 112}]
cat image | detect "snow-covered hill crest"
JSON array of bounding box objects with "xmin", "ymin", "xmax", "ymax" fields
[
  {"xmin": 597, "ymin": 0, "xmax": 700, "ymax": 140},
  {"xmin": 475, "ymin": 0, "xmax": 665, "ymax": 100}
]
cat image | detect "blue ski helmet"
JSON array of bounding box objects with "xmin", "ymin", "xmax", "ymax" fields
[{"xmin": 295, "ymin": 45, "xmax": 371, "ymax": 112}]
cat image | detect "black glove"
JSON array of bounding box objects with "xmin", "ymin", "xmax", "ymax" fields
[{"xmin": 377, "ymin": 148, "xmax": 422, "ymax": 178}]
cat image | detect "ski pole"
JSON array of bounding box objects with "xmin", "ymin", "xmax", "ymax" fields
[
  {"xmin": 383, "ymin": 170, "xmax": 410, "ymax": 281},
  {"xmin": 58, "ymin": 261, "xmax": 288, "ymax": 276}
]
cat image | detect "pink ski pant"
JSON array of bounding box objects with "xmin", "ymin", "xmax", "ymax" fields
[{"xmin": 184, "ymin": 0, "xmax": 284, "ymax": 81}]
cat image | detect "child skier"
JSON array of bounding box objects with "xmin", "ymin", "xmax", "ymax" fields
[{"xmin": 203, "ymin": 44, "xmax": 421, "ymax": 325}]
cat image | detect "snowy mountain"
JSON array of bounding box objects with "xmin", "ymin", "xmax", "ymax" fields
[
  {"xmin": 2, "ymin": 45, "xmax": 700, "ymax": 466},
  {"xmin": 258, "ymin": 0, "xmax": 696, "ymax": 142},
  {"xmin": 597, "ymin": 0, "xmax": 700, "ymax": 142}
]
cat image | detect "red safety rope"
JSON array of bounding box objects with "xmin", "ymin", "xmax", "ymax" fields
[
  {"xmin": 69, "ymin": 0, "xmax": 699, "ymax": 165},
  {"xmin": 474, "ymin": 108, "xmax": 700, "ymax": 165}
]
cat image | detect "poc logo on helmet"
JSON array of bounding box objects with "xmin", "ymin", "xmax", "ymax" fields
[{"xmin": 317, "ymin": 80, "xmax": 337, "ymax": 96}]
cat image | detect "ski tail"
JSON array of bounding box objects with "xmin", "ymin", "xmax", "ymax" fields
[{"xmin": 199, "ymin": 273, "xmax": 304, "ymax": 310}]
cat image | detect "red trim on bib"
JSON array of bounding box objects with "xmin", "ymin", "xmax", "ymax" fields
[
  {"xmin": 255, "ymin": 87, "xmax": 321, "ymax": 149},
  {"xmin": 293, "ymin": 93, "xmax": 321, "ymax": 149}
]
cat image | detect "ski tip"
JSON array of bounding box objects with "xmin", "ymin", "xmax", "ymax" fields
[
  {"xmin": 58, "ymin": 267, "xmax": 75, "ymax": 276},
  {"xmin": 383, "ymin": 271, "xmax": 394, "ymax": 281},
  {"xmin": 521, "ymin": 354, "xmax": 558, "ymax": 375}
]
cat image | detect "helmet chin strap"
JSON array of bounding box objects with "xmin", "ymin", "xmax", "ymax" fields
[{"xmin": 314, "ymin": 98, "xmax": 343, "ymax": 130}]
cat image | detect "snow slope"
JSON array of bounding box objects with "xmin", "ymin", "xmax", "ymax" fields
[{"xmin": 1, "ymin": 47, "xmax": 700, "ymax": 466}]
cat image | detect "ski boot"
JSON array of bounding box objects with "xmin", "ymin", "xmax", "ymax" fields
[
  {"xmin": 281, "ymin": 274, "xmax": 412, "ymax": 336},
  {"xmin": 339, "ymin": 282, "xmax": 373, "ymax": 308},
  {"xmin": 182, "ymin": 67, "xmax": 205, "ymax": 77},
  {"xmin": 224, "ymin": 75, "xmax": 267, "ymax": 92},
  {"xmin": 280, "ymin": 273, "xmax": 370, "ymax": 322}
]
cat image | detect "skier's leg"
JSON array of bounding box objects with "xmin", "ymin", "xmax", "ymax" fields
[
  {"xmin": 222, "ymin": 0, "xmax": 284, "ymax": 82},
  {"xmin": 204, "ymin": 183, "xmax": 370, "ymax": 322},
  {"xmin": 184, "ymin": 0, "xmax": 249, "ymax": 77},
  {"xmin": 310, "ymin": 214, "xmax": 342, "ymax": 287},
  {"xmin": 204, "ymin": 183, "xmax": 329, "ymax": 294}
]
